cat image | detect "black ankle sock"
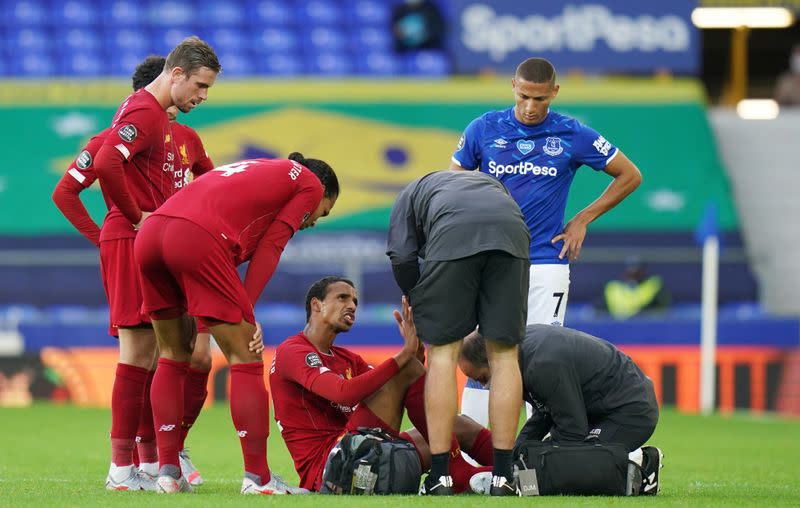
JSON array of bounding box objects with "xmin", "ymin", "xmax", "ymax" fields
[
  {"xmin": 493, "ymin": 448, "xmax": 513, "ymax": 482},
  {"xmin": 430, "ymin": 452, "xmax": 450, "ymax": 480}
]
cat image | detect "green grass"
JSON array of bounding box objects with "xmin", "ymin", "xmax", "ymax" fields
[{"xmin": 0, "ymin": 404, "xmax": 798, "ymax": 506}]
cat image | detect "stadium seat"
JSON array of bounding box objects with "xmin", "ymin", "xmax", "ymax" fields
[
  {"xmin": 149, "ymin": 27, "xmax": 198, "ymax": 56},
  {"xmin": 58, "ymin": 50, "xmax": 105, "ymax": 77},
  {"xmin": 306, "ymin": 51, "xmax": 355, "ymax": 76},
  {"xmin": 302, "ymin": 27, "xmax": 349, "ymax": 53},
  {"xmin": 213, "ymin": 50, "xmax": 255, "ymax": 77},
  {"xmin": 103, "ymin": 27, "xmax": 151, "ymax": 56},
  {"xmin": 101, "ymin": 0, "xmax": 147, "ymax": 27},
  {"xmin": 247, "ymin": 0, "xmax": 294, "ymax": 27},
  {"xmin": 198, "ymin": 0, "xmax": 246, "ymax": 27},
  {"xmin": 258, "ymin": 52, "xmax": 306, "ymax": 77},
  {"xmin": 4, "ymin": 0, "xmax": 48, "ymax": 27},
  {"xmin": 201, "ymin": 27, "xmax": 248, "ymax": 53},
  {"xmin": 57, "ymin": 28, "xmax": 103, "ymax": 52},
  {"xmin": 108, "ymin": 50, "xmax": 151, "ymax": 77},
  {"xmin": 296, "ymin": 0, "xmax": 343, "ymax": 27},
  {"xmin": 404, "ymin": 50, "xmax": 449, "ymax": 77},
  {"xmin": 342, "ymin": 0, "xmax": 391, "ymax": 26},
  {"xmin": 350, "ymin": 27, "xmax": 394, "ymax": 53},
  {"xmin": 50, "ymin": 0, "xmax": 100, "ymax": 27},
  {"xmin": 6, "ymin": 28, "xmax": 49, "ymax": 53},
  {"xmin": 147, "ymin": 0, "xmax": 194, "ymax": 27},
  {"xmin": 250, "ymin": 27, "xmax": 302, "ymax": 54},
  {"xmin": 11, "ymin": 51, "xmax": 55, "ymax": 76},
  {"xmin": 355, "ymin": 51, "xmax": 403, "ymax": 76}
]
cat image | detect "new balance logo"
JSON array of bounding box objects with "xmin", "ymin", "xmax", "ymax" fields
[
  {"xmin": 237, "ymin": 430, "xmax": 248, "ymax": 438},
  {"xmin": 158, "ymin": 424, "xmax": 176, "ymax": 432}
]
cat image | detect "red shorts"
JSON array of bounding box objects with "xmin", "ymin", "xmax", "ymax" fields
[
  {"xmin": 134, "ymin": 215, "xmax": 255, "ymax": 325},
  {"xmin": 99, "ymin": 237, "xmax": 148, "ymax": 336}
]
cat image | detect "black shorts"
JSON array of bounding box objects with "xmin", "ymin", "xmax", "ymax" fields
[
  {"xmin": 590, "ymin": 395, "xmax": 660, "ymax": 451},
  {"xmin": 409, "ymin": 250, "xmax": 528, "ymax": 346}
]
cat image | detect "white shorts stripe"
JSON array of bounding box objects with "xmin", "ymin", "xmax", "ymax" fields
[
  {"xmin": 67, "ymin": 167, "xmax": 86, "ymax": 184},
  {"xmin": 115, "ymin": 143, "xmax": 131, "ymax": 160}
]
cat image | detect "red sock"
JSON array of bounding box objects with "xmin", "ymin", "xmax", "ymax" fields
[
  {"xmin": 230, "ymin": 362, "xmax": 271, "ymax": 484},
  {"xmin": 110, "ymin": 363, "xmax": 148, "ymax": 466},
  {"xmin": 403, "ymin": 374, "xmax": 428, "ymax": 440},
  {"xmin": 449, "ymin": 435, "xmax": 492, "ymax": 492},
  {"xmin": 180, "ymin": 368, "xmax": 210, "ymax": 450},
  {"xmin": 151, "ymin": 358, "xmax": 188, "ymax": 469},
  {"xmin": 135, "ymin": 369, "xmax": 158, "ymax": 464},
  {"xmin": 467, "ymin": 427, "xmax": 494, "ymax": 466}
]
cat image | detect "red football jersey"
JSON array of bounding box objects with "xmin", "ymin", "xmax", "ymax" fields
[
  {"xmin": 171, "ymin": 122, "xmax": 214, "ymax": 186},
  {"xmin": 99, "ymin": 89, "xmax": 177, "ymax": 242},
  {"xmin": 62, "ymin": 128, "xmax": 113, "ymax": 208},
  {"xmin": 153, "ymin": 158, "xmax": 323, "ymax": 265},
  {"xmin": 269, "ymin": 332, "xmax": 372, "ymax": 490}
]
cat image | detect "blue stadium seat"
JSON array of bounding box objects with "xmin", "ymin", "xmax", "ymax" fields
[
  {"xmin": 302, "ymin": 27, "xmax": 348, "ymax": 53},
  {"xmin": 258, "ymin": 52, "xmax": 305, "ymax": 77},
  {"xmin": 350, "ymin": 27, "xmax": 393, "ymax": 52},
  {"xmin": 147, "ymin": 0, "xmax": 194, "ymax": 27},
  {"xmin": 57, "ymin": 28, "xmax": 102, "ymax": 52},
  {"xmin": 50, "ymin": 0, "xmax": 100, "ymax": 27},
  {"xmin": 6, "ymin": 28, "xmax": 49, "ymax": 53},
  {"xmin": 250, "ymin": 27, "xmax": 301, "ymax": 54},
  {"xmin": 296, "ymin": 0, "xmax": 343, "ymax": 27},
  {"xmin": 248, "ymin": 0, "xmax": 294, "ymax": 27},
  {"xmin": 404, "ymin": 50, "xmax": 449, "ymax": 77},
  {"xmin": 108, "ymin": 49, "xmax": 151, "ymax": 77},
  {"xmin": 355, "ymin": 50, "xmax": 402, "ymax": 76},
  {"xmin": 306, "ymin": 51, "xmax": 354, "ymax": 76},
  {"xmin": 103, "ymin": 27, "xmax": 151, "ymax": 56},
  {"xmin": 343, "ymin": 0, "xmax": 391, "ymax": 26},
  {"xmin": 4, "ymin": 1, "xmax": 48, "ymax": 27},
  {"xmin": 198, "ymin": 0, "xmax": 246, "ymax": 27},
  {"xmin": 58, "ymin": 49, "xmax": 105, "ymax": 76},
  {"xmin": 149, "ymin": 27, "xmax": 198, "ymax": 56},
  {"xmin": 214, "ymin": 50, "xmax": 255, "ymax": 77},
  {"xmin": 101, "ymin": 0, "xmax": 147, "ymax": 27},
  {"xmin": 11, "ymin": 51, "xmax": 55, "ymax": 76},
  {"xmin": 201, "ymin": 27, "xmax": 248, "ymax": 53}
]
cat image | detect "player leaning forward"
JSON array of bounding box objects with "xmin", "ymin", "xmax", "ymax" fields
[{"xmin": 134, "ymin": 154, "xmax": 338, "ymax": 494}]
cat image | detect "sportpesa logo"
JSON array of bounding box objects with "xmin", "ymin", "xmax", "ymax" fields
[{"xmin": 488, "ymin": 160, "xmax": 557, "ymax": 177}]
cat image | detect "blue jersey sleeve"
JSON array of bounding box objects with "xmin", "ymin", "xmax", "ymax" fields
[
  {"xmin": 572, "ymin": 121, "xmax": 619, "ymax": 172},
  {"xmin": 451, "ymin": 117, "xmax": 483, "ymax": 170}
]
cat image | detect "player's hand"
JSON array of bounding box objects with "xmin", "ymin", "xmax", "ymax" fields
[
  {"xmin": 249, "ymin": 322, "xmax": 264, "ymax": 354},
  {"xmin": 551, "ymin": 217, "xmax": 588, "ymax": 262},
  {"xmin": 133, "ymin": 211, "xmax": 152, "ymax": 231},
  {"xmin": 393, "ymin": 296, "xmax": 419, "ymax": 363}
]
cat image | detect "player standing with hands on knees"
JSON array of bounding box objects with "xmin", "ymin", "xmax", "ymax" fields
[
  {"xmin": 451, "ymin": 57, "xmax": 642, "ymax": 424},
  {"xmin": 135, "ymin": 154, "xmax": 338, "ymax": 494}
]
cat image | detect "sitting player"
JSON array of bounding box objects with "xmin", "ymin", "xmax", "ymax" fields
[{"xmin": 269, "ymin": 276, "xmax": 495, "ymax": 494}]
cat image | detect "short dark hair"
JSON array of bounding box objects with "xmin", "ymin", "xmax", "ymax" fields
[
  {"xmin": 288, "ymin": 152, "xmax": 340, "ymax": 199},
  {"xmin": 515, "ymin": 57, "xmax": 556, "ymax": 85},
  {"xmin": 165, "ymin": 36, "xmax": 221, "ymax": 76},
  {"xmin": 131, "ymin": 55, "xmax": 165, "ymax": 91},
  {"xmin": 460, "ymin": 331, "xmax": 489, "ymax": 369},
  {"xmin": 305, "ymin": 276, "xmax": 355, "ymax": 322}
]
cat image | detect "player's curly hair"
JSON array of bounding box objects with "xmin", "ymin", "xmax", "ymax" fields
[
  {"xmin": 305, "ymin": 276, "xmax": 355, "ymax": 322},
  {"xmin": 288, "ymin": 152, "xmax": 340, "ymax": 199},
  {"xmin": 131, "ymin": 55, "xmax": 165, "ymax": 91},
  {"xmin": 460, "ymin": 330, "xmax": 489, "ymax": 369}
]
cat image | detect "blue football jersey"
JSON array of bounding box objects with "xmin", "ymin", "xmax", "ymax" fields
[{"xmin": 452, "ymin": 107, "xmax": 618, "ymax": 264}]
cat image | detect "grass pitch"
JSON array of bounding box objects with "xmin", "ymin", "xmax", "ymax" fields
[{"xmin": 0, "ymin": 404, "xmax": 798, "ymax": 507}]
